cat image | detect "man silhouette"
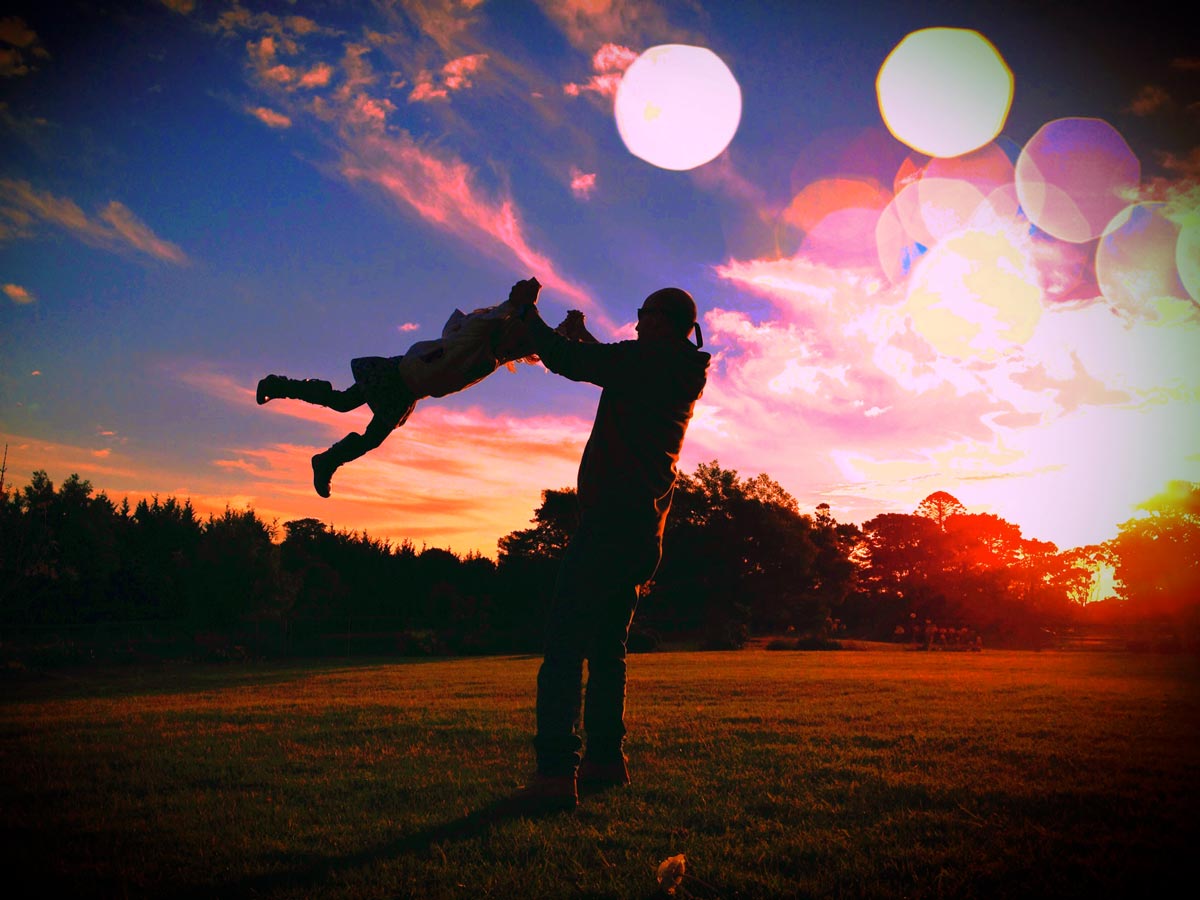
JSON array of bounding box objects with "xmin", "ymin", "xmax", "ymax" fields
[{"xmin": 509, "ymin": 278, "xmax": 710, "ymax": 810}]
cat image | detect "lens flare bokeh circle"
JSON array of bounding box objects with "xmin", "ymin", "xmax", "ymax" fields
[
  {"xmin": 1178, "ymin": 217, "xmax": 1200, "ymax": 305},
  {"xmin": 614, "ymin": 44, "xmax": 742, "ymax": 171},
  {"xmin": 876, "ymin": 28, "xmax": 1013, "ymax": 159},
  {"xmin": 1015, "ymin": 118, "xmax": 1140, "ymax": 243},
  {"xmin": 1096, "ymin": 203, "xmax": 1189, "ymax": 318}
]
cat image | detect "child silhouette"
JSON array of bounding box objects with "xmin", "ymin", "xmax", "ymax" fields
[{"xmin": 257, "ymin": 278, "xmax": 593, "ymax": 497}]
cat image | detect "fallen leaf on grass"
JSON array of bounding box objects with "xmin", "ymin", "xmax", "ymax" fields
[{"xmin": 657, "ymin": 853, "xmax": 686, "ymax": 896}]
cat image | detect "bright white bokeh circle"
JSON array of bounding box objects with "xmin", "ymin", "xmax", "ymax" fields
[
  {"xmin": 614, "ymin": 44, "xmax": 742, "ymax": 171},
  {"xmin": 876, "ymin": 28, "xmax": 1013, "ymax": 158}
]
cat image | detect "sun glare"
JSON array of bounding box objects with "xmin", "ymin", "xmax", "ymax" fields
[
  {"xmin": 614, "ymin": 44, "xmax": 742, "ymax": 171},
  {"xmin": 876, "ymin": 28, "xmax": 1013, "ymax": 159},
  {"xmin": 904, "ymin": 226, "xmax": 1042, "ymax": 361}
]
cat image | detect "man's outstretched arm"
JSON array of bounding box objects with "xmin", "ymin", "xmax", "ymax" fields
[{"xmin": 510, "ymin": 280, "xmax": 629, "ymax": 389}]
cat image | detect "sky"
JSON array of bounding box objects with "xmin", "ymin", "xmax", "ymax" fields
[{"xmin": 2, "ymin": 0, "xmax": 1198, "ymax": 559}]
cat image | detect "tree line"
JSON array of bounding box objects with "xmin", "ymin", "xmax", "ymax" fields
[{"xmin": 1, "ymin": 463, "xmax": 1196, "ymax": 664}]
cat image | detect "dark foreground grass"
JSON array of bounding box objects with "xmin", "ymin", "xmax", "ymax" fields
[{"xmin": 2, "ymin": 649, "xmax": 1197, "ymax": 899}]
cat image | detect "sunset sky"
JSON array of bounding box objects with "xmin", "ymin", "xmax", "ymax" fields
[{"xmin": 2, "ymin": 0, "xmax": 1197, "ymax": 558}]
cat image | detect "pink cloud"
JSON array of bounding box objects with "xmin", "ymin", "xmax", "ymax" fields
[
  {"xmin": 97, "ymin": 202, "xmax": 190, "ymax": 265},
  {"xmin": 398, "ymin": 321, "xmax": 420, "ymax": 332},
  {"xmin": 0, "ymin": 179, "xmax": 189, "ymax": 264},
  {"xmin": 699, "ymin": 185, "xmax": 1200, "ymax": 549},
  {"xmin": 4, "ymin": 357, "xmax": 598, "ymax": 557},
  {"xmin": 563, "ymin": 42, "xmax": 637, "ymax": 100},
  {"xmin": 262, "ymin": 63, "xmax": 295, "ymax": 84},
  {"xmin": 347, "ymin": 93, "xmax": 395, "ymax": 128},
  {"xmin": 534, "ymin": 1, "xmax": 684, "ymax": 52},
  {"xmin": 3, "ymin": 282, "xmax": 34, "ymax": 304},
  {"xmin": 443, "ymin": 53, "xmax": 486, "ymax": 88},
  {"xmin": 173, "ymin": 368, "xmax": 594, "ymax": 554},
  {"xmin": 409, "ymin": 53, "xmax": 488, "ymax": 103},
  {"xmin": 570, "ymin": 169, "xmax": 597, "ymax": 199},
  {"xmin": 298, "ymin": 62, "xmax": 334, "ymax": 88},
  {"xmin": 341, "ymin": 133, "xmax": 605, "ymax": 322},
  {"xmin": 409, "ymin": 78, "xmax": 448, "ymax": 103},
  {"xmin": 248, "ymin": 105, "xmax": 292, "ymax": 128},
  {"xmin": 215, "ymin": 8, "xmax": 607, "ymax": 330}
]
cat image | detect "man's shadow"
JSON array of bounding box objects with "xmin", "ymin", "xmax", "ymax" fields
[{"xmin": 183, "ymin": 791, "xmax": 570, "ymax": 899}]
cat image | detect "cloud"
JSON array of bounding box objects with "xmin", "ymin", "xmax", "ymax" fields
[
  {"xmin": 341, "ymin": 133, "xmax": 603, "ymax": 318},
  {"xmin": 0, "ymin": 179, "xmax": 190, "ymax": 264},
  {"xmin": 570, "ymin": 168, "xmax": 597, "ymax": 199},
  {"xmin": 0, "ymin": 16, "xmax": 48, "ymax": 78},
  {"xmin": 408, "ymin": 53, "xmax": 488, "ymax": 102},
  {"xmin": 3, "ymin": 282, "xmax": 34, "ymax": 304},
  {"xmin": 533, "ymin": 0, "xmax": 683, "ymax": 52},
  {"xmin": 248, "ymin": 105, "xmax": 292, "ymax": 128},
  {"xmin": 173, "ymin": 368, "xmax": 593, "ymax": 555},
  {"xmin": 1126, "ymin": 84, "xmax": 1171, "ymax": 116},
  {"xmin": 298, "ymin": 62, "xmax": 334, "ymax": 88},
  {"xmin": 409, "ymin": 80, "xmax": 447, "ymax": 103},
  {"xmin": 210, "ymin": 2, "xmax": 610, "ymax": 327},
  {"xmin": 158, "ymin": 0, "xmax": 196, "ymax": 13},
  {"xmin": 398, "ymin": 322, "xmax": 421, "ymax": 332},
  {"xmin": 378, "ymin": 0, "xmax": 485, "ymax": 55},
  {"xmin": 444, "ymin": 52, "xmax": 486, "ymax": 88},
  {"xmin": 1156, "ymin": 147, "xmax": 1200, "ymax": 179},
  {"xmin": 697, "ymin": 183, "xmax": 1200, "ymax": 549},
  {"xmin": 563, "ymin": 42, "xmax": 637, "ymax": 100},
  {"xmin": 97, "ymin": 202, "xmax": 190, "ymax": 265}
]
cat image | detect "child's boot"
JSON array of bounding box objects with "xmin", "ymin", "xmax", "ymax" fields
[
  {"xmin": 257, "ymin": 375, "xmax": 336, "ymax": 406},
  {"xmin": 312, "ymin": 433, "xmax": 367, "ymax": 498}
]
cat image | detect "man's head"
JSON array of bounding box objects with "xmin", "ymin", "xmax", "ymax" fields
[{"xmin": 636, "ymin": 287, "xmax": 703, "ymax": 346}]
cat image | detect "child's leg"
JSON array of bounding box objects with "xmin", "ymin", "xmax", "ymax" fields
[
  {"xmin": 256, "ymin": 375, "xmax": 365, "ymax": 411},
  {"xmin": 310, "ymin": 409, "xmax": 405, "ymax": 498},
  {"xmin": 326, "ymin": 384, "xmax": 365, "ymax": 413}
]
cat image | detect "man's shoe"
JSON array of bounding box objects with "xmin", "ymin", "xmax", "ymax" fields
[
  {"xmin": 511, "ymin": 774, "xmax": 578, "ymax": 813},
  {"xmin": 578, "ymin": 756, "xmax": 630, "ymax": 790}
]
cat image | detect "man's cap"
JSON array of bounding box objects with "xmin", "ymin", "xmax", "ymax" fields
[{"xmin": 643, "ymin": 287, "xmax": 703, "ymax": 347}]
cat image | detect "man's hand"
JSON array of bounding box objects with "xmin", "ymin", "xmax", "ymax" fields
[{"xmin": 554, "ymin": 309, "xmax": 598, "ymax": 343}]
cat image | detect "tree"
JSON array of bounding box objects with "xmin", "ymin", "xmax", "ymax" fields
[
  {"xmin": 853, "ymin": 502, "xmax": 1074, "ymax": 645},
  {"xmin": 646, "ymin": 462, "xmax": 832, "ymax": 645},
  {"xmin": 497, "ymin": 489, "xmax": 578, "ymax": 563},
  {"xmin": 1108, "ymin": 481, "xmax": 1200, "ymax": 629},
  {"xmin": 194, "ymin": 508, "xmax": 281, "ymax": 630},
  {"xmin": 495, "ymin": 488, "xmax": 578, "ymax": 649},
  {"xmin": 914, "ymin": 491, "xmax": 968, "ymax": 529}
]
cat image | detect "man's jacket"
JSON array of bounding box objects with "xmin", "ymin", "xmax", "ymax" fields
[{"xmin": 525, "ymin": 312, "xmax": 710, "ymax": 543}]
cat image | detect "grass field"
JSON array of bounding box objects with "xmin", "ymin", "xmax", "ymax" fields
[{"xmin": 3, "ymin": 648, "xmax": 1198, "ymax": 899}]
